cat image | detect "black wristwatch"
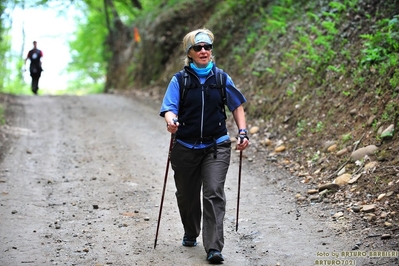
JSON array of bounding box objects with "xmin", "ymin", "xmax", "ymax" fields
[
  {"xmin": 237, "ymin": 128, "xmax": 249, "ymax": 142},
  {"xmin": 238, "ymin": 129, "xmax": 248, "ymax": 135}
]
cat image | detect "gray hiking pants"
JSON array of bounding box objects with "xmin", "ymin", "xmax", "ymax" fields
[{"xmin": 170, "ymin": 140, "xmax": 231, "ymax": 253}]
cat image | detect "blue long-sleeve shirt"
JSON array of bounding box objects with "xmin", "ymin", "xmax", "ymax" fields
[{"xmin": 160, "ymin": 72, "xmax": 246, "ymax": 149}]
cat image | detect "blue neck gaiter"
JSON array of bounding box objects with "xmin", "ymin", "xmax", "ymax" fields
[{"xmin": 190, "ymin": 62, "xmax": 213, "ymax": 77}]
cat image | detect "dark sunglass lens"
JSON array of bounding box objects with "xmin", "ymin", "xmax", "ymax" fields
[
  {"xmin": 192, "ymin": 46, "xmax": 201, "ymax": 52},
  {"xmin": 192, "ymin": 44, "xmax": 212, "ymax": 52}
]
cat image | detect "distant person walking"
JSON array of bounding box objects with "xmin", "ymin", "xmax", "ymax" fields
[{"xmin": 25, "ymin": 41, "xmax": 43, "ymax": 95}]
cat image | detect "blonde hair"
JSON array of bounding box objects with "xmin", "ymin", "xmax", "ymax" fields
[{"xmin": 182, "ymin": 28, "xmax": 215, "ymax": 66}]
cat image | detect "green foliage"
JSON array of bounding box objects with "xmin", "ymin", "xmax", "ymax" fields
[
  {"xmin": 286, "ymin": 88, "xmax": 294, "ymax": 97},
  {"xmin": 0, "ymin": 1, "xmax": 11, "ymax": 92},
  {"xmin": 0, "ymin": 35, "xmax": 11, "ymax": 91},
  {"xmin": 251, "ymin": 71, "xmax": 261, "ymax": 77},
  {"xmin": 311, "ymin": 151, "xmax": 320, "ymax": 163},
  {"xmin": 265, "ymin": 3, "xmax": 294, "ymax": 35},
  {"xmin": 66, "ymin": 0, "xmax": 184, "ymax": 93},
  {"xmin": 381, "ymin": 101, "xmax": 399, "ymax": 123},
  {"xmin": 296, "ymin": 119, "xmax": 306, "ymax": 137},
  {"xmin": 353, "ymin": 14, "xmax": 399, "ymax": 95},
  {"xmin": 342, "ymin": 90, "xmax": 350, "ymax": 97},
  {"xmin": 326, "ymin": 65, "xmax": 344, "ymax": 73},
  {"xmin": 342, "ymin": 133, "xmax": 352, "ymax": 143},
  {"xmin": 67, "ymin": 5, "xmax": 108, "ymax": 88},
  {"xmin": 390, "ymin": 68, "xmax": 399, "ymax": 88},
  {"xmin": 360, "ymin": 15, "xmax": 399, "ymax": 66},
  {"xmin": 0, "ymin": 34, "xmax": 29, "ymax": 94},
  {"xmin": 261, "ymin": 0, "xmax": 294, "ymax": 45},
  {"xmin": 313, "ymin": 121, "xmax": 324, "ymax": 133},
  {"xmin": 306, "ymin": 12, "xmax": 319, "ymax": 22},
  {"xmin": 329, "ymin": 1, "xmax": 346, "ymax": 12}
]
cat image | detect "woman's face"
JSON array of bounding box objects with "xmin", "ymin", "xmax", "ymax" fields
[{"xmin": 188, "ymin": 42, "xmax": 212, "ymax": 68}]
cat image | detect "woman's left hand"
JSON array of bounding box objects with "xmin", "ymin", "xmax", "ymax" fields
[{"xmin": 236, "ymin": 135, "xmax": 249, "ymax": 151}]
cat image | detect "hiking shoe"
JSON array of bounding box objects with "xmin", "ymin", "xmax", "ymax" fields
[
  {"xmin": 182, "ymin": 234, "xmax": 197, "ymax": 247},
  {"xmin": 207, "ymin": 249, "xmax": 224, "ymax": 263}
]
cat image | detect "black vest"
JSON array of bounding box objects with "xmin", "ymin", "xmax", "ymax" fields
[
  {"xmin": 175, "ymin": 66, "xmax": 227, "ymax": 143},
  {"xmin": 29, "ymin": 49, "xmax": 42, "ymax": 66},
  {"xmin": 28, "ymin": 49, "xmax": 42, "ymax": 74}
]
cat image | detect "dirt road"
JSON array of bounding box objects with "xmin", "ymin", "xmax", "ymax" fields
[{"xmin": 0, "ymin": 94, "xmax": 397, "ymax": 265}]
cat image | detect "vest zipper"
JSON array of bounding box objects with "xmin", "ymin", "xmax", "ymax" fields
[
  {"xmin": 200, "ymin": 85, "xmax": 205, "ymax": 143},
  {"xmin": 186, "ymin": 68, "xmax": 216, "ymax": 144},
  {"xmin": 200, "ymin": 73, "xmax": 214, "ymax": 143}
]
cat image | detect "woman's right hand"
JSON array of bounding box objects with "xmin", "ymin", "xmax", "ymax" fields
[{"xmin": 166, "ymin": 118, "xmax": 179, "ymax": 134}]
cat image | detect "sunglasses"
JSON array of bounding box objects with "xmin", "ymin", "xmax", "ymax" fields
[{"xmin": 191, "ymin": 44, "xmax": 213, "ymax": 52}]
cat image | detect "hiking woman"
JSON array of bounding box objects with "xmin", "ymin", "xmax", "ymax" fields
[{"xmin": 159, "ymin": 28, "xmax": 249, "ymax": 263}]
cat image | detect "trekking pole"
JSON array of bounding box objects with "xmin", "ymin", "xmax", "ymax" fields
[
  {"xmin": 235, "ymin": 149, "xmax": 243, "ymax": 231},
  {"xmin": 154, "ymin": 134, "xmax": 173, "ymax": 249},
  {"xmin": 154, "ymin": 118, "xmax": 177, "ymax": 249}
]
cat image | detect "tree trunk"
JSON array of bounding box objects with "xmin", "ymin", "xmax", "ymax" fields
[{"xmin": 103, "ymin": 0, "xmax": 135, "ymax": 92}]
